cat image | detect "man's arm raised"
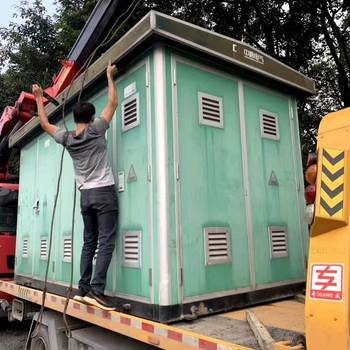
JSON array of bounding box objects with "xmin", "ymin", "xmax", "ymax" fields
[
  {"xmin": 32, "ymin": 84, "xmax": 58, "ymax": 137},
  {"xmin": 101, "ymin": 60, "xmax": 118, "ymax": 123}
]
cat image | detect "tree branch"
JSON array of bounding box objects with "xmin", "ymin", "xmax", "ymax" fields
[
  {"xmin": 242, "ymin": 30, "xmax": 267, "ymax": 52},
  {"xmin": 249, "ymin": 3, "xmax": 277, "ymax": 57},
  {"xmin": 320, "ymin": 4, "xmax": 350, "ymax": 105},
  {"xmin": 322, "ymin": 1, "xmax": 350, "ymax": 69},
  {"xmin": 326, "ymin": 0, "xmax": 344, "ymax": 18}
]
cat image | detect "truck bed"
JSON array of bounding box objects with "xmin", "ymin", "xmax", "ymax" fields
[
  {"xmin": 0, "ymin": 280, "xmax": 304, "ymax": 350},
  {"xmin": 178, "ymin": 300, "xmax": 304, "ymax": 348}
]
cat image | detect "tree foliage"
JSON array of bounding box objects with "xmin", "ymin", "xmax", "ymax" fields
[
  {"xmin": 55, "ymin": 0, "xmax": 98, "ymax": 55},
  {"xmin": 0, "ymin": 0, "xmax": 99, "ymax": 110},
  {"xmin": 0, "ymin": 0, "xmax": 61, "ymax": 107}
]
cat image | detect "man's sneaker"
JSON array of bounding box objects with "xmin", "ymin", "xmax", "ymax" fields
[
  {"xmin": 83, "ymin": 291, "xmax": 116, "ymax": 311},
  {"xmin": 73, "ymin": 289, "xmax": 88, "ymax": 302}
]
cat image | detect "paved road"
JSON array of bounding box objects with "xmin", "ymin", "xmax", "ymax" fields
[{"xmin": 0, "ymin": 320, "xmax": 31, "ymax": 350}]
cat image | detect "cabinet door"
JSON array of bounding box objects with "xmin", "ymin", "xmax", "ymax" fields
[
  {"xmin": 114, "ymin": 62, "xmax": 152, "ymax": 299},
  {"xmin": 33, "ymin": 135, "xmax": 58, "ymax": 281},
  {"xmin": 244, "ymin": 84, "xmax": 305, "ymax": 285},
  {"xmin": 175, "ymin": 60, "xmax": 251, "ymax": 300},
  {"xmin": 16, "ymin": 141, "xmax": 38, "ymax": 277}
]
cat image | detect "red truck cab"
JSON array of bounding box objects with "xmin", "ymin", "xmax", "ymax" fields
[{"xmin": 0, "ymin": 183, "xmax": 18, "ymax": 305}]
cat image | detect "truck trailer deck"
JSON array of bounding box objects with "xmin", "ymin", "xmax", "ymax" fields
[{"xmin": 0, "ymin": 280, "xmax": 304, "ymax": 350}]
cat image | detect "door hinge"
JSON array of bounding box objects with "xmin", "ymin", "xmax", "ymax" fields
[
  {"xmin": 149, "ymin": 268, "xmax": 152, "ymax": 286},
  {"xmin": 147, "ymin": 164, "xmax": 152, "ymax": 182},
  {"xmin": 175, "ymin": 162, "xmax": 180, "ymax": 181},
  {"xmin": 146, "ymin": 70, "xmax": 150, "ymax": 87},
  {"xmin": 173, "ymin": 67, "xmax": 177, "ymax": 86},
  {"xmin": 180, "ymin": 268, "xmax": 183, "ymax": 286}
]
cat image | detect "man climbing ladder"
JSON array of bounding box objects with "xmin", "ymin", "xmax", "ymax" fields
[{"xmin": 32, "ymin": 61, "xmax": 118, "ymax": 311}]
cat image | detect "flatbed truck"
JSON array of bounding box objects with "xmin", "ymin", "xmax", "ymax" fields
[
  {"xmin": 0, "ymin": 279, "xmax": 304, "ymax": 350},
  {"xmin": 2, "ymin": 101, "xmax": 350, "ymax": 349},
  {"xmin": 1, "ymin": 1, "xmax": 348, "ymax": 349}
]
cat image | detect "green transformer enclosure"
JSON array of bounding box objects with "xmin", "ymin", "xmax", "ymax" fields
[{"xmin": 12, "ymin": 11, "xmax": 314, "ymax": 322}]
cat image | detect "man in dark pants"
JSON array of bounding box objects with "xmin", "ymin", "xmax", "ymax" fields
[{"xmin": 32, "ymin": 60, "xmax": 118, "ymax": 311}]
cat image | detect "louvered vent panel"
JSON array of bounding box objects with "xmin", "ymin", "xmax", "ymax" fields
[
  {"xmin": 204, "ymin": 227, "xmax": 231, "ymax": 265},
  {"xmin": 63, "ymin": 237, "xmax": 72, "ymax": 262},
  {"xmin": 122, "ymin": 93, "xmax": 140, "ymax": 132},
  {"xmin": 269, "ymin": 226, "xmax": 288, "ymax": 258},
  {"xmin": 260, "ymin": 110, "xmax": 280, "ymax": 140},
  {"xmin": 22, "ymin": 239, "xmax": 29, "ymax": 258},
  {"xmin": 40, "ymin": 238, "xmax": 48, "ymax": 260},
  {"xmin": 198, "ymin": 92, "xmax": 223, "ymax": 128},
  {"xmin": 123, "ymin": 231, "xmax": 141, "ymax": 268}
]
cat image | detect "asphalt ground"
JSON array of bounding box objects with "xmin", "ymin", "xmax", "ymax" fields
[{"xmin": 0, "ymin": 319, "xmax": 31, "ymax": 350}]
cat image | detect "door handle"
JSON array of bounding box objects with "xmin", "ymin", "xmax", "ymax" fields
[{"xmin": 32, "ymin": 199, "xmax": 40, "ymax": 214}]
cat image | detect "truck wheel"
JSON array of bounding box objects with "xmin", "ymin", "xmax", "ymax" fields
[{"xmin": 30, "ymin": 325, "xmax": 49, "ymax": 350}]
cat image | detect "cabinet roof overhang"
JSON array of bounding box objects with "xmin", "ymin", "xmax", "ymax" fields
[{"xmin": 10, "ymin": 11, "xmax": 314, "ymax": 148}]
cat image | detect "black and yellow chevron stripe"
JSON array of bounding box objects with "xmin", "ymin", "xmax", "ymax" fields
[{"xmin": 320, "ymin": 148, "xmax": 345, "ymax": 218}]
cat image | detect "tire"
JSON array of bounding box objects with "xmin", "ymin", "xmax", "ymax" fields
[{"xmin": 30, "ymin": 325, "xmax": 49, "ymax": 350}]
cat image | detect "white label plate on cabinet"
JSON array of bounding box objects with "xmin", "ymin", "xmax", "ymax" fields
[
  {"xmin": 124, "ymin": 82, "xmax": 136, "ymax": 98},
  {"xmin": 118, "ymin": 171, "xmax": 125, "ymax": 192}
]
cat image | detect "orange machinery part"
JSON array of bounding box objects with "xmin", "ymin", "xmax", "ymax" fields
[
  {"xmin": 0, "ymin": 60, "xmax": 79, "ymax": 139},
  {"xmin": 16, "ymin": 60, "xmax": 79, "ymax": 122}
]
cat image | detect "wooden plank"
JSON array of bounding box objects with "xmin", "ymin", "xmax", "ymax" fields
[
  {"xmin": 246, "ymin": 309, "xmax": 275, "ymax": 350},
  {"xmin": 224, "ymin": 301, "xmax": 305, "ymax": 334}
]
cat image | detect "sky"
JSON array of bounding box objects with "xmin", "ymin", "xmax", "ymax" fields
[{"xmin": 0, "ymin": 0, "xmax": 57, "ymax": 28}]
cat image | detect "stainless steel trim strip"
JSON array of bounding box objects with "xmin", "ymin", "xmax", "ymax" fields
[
  {"xmin": 171, "ymin": 55, "xmax": 184, "ymax": 304},
  {"xmin": 154, "ymin": 46, "xmax": 172, "ymax": 306},
  {"xmin": 238, "ymin": 81, "xmax": 257, "ymax": 289}
]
